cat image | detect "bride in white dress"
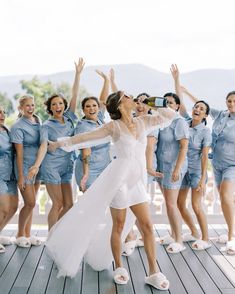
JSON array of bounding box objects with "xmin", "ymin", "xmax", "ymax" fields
[{"xmin": 47, "ymin": 91, "xmax": 175, "ymax": 290}]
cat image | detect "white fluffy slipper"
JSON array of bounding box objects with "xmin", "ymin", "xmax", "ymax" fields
[
  {"xmin": 145, "ymin": 272, "xmax": 169, "ymax": 290},
  {"xmin": 192, "ymin": 240, "xmax": 211, "ymax": 251},
  {"xmin": 113, "ymin": 267, "xmax": 129, "ymax": 285}
]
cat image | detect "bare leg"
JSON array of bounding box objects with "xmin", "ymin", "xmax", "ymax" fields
[
  {"xmin": 0, "ymin": 196, "xmax": 18, "ymax": 230},
  {"xmin": 46, "ymin": 184, "xmax": 63, "ymax": 230},
  {"xmin": 219, "ymin": 180, "xmax": 235, "ymax": 241},
  {"xmin": 191, "ymin": 188, "xmax": 209, "ymax": 241},
  {"xmin": 178, "ymin": 188, "xmax": 199, "ymax": 239},
  {"xmin": 60, "ymin": 183, "xmax": 73, "ymax": 219},
  {"xmin": 110, "ymin": 207, "xmax": 126, "ymax": 269},
  {"xmin": 17, "ymin": 185, "xmax": 36, "ymax": 237},
  {"xmin": 130, "ymin": 202, "xmax": 157, "ymax": 275},
  {"xmin": 163, "ymin": 188, "xmax": 182, "ymax": 244}
]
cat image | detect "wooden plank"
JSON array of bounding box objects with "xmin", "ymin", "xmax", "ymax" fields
[
  {"xmin": 156, "ymin": 226, "xmax": 204, "ymax": 294},
  {"xmin": 115, "ymin": 257, "xmax": 135, "ymax": 294},
  {"xmin": 63, "ymin": 261, "xmax": 83, "ymax": 294},
  {"xmin": 153, "ymin": 226, "xmax": 187, "ymax": 294},
  {"xmin": 181, "ymin": 242, "xmax": 221, "ymax": 294},
  {"xmin": 27, "ymin": 247, "xmax": 54, "ymax": 294},
  {"xmin": 0, "ymin": 246, "xmax": 31, "ymax": 293},
  {"xmin": 126, "ymin": 249, "xmax": 152, "ymax": 294},
  {"xmin": 98, "ymin": 263, "xmax": 116, "ymax": 294},
  {"xmin": 81, "ymin": 263, "xmax": 98, "ymax": 294},
  {"xmin": 45, "ymin": 263, "xmax": 66, "ymax": 294}
]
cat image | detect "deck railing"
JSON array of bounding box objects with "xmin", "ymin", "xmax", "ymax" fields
[{"xmin": 9, "ymin": 171, "xmax": 226, "ymax": 227}]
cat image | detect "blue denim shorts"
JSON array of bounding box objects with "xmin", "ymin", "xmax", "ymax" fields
[
  {"xmin": 157, "ymin": 169, "xmax": 186, "ymax": 190},
  {"xmin": 212, "ymin": 164, "xmax": 235, "ymax": 186},
  {"xmin": 0, "ymin": 179, "xmax": 18, "ymax": 196},
  {"xmin": 180, "ymin": 171, "xmax": 205, "ymax": 189}
]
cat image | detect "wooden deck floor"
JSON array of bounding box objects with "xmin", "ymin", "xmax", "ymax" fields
[{"xmin": 0, "ymin": 224, "xmax": 235, "ymax": 294}]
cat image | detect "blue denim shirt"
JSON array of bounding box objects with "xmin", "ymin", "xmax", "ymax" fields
[
  {"xmin": 156, "ymin": 115, "xmax": 189, "ymax": 172},
  {"xmin": 41, "ymin": 109, "xmax": 77, "ymax": 160},
  {"xmin": 183, "ymin": 112, "xmax": 212, "ymax": 173},
  {"xmin": 10, "ymin": 115, "xmax": 41, "ymax": 165},
  {"xmin": 74, "ymin": 110, "xmax": 110, "ymax": 173},
  {"xmin": 0, "ymin": 128, "xmax": 13, "ymax": 181},
  {"xmin": 210, "ymin": 108, "xmax": 235, "ymax": 168}
]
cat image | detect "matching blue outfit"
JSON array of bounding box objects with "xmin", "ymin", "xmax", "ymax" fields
[
  {"xmin": 147, "ymin": 129, "xmax": 159, "ymax": 184},
  {"xmin": 210, "ymin": 108, "xmax": 235, "ymax": 185},
  {"xmin": 181, "ymin": 112, "xmax": 212, "ymax": 189},
  {"xmin": 40, "ymin": 109, "xmax": 77, "ymax": 184},
  {"xmin": 0, "ymin": 127, "xmax": 18, "ymax": 196},
  {"xmin": 10, "ymin": 116, "xmax": 41, "ymax": 185},
  {"xmin": 74, "ymin": 111, "xmax": 111, "ymax": 189},
  {"xmin": 156, "ymin": 115, "xmax": 189, "ymax": 189}
]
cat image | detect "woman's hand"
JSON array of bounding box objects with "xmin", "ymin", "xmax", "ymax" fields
[
  {"xmin": 80, "ymin": 174, "xmax": 88, "ymax": 192},
  {"xmin": 18, "ymin": 176, "xmax": 25, "ymax": 191},
  {"xmin": 147, "ymin": 168, "xmax": 164, "ymax": 178},
  {"xmin": 170, "ymin": 64, "xmax": 179, "ymax": 81},
  {"xmin": 196, "ymin": 179, "xmax": 206, "ymax": 195},
  {"xmin": 27, "ymin": 165, "xmax": 39, "ymax": 180},
  {"xmin": 171, "ymin": 168, "xmax": 180, "ymax": 182},
  {"xmin": 74, "ymin": 57, "xmax": 85, "ymax": 75},
  {"xmin": 47, "ymin": 141, "xmax": 59, "ymax": 152},
  {"xmin": 95, "ymin": 69, "xmax": 108, "ymax": 80}
]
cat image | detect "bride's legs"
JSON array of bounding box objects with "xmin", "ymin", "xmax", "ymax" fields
[
  {"xmin": 110, "ymin": 207, "xmax": 126, "ymax": 268},
  {"xmin": 130, "ymin": 202, "xmax": 158, "ymax": 275}
]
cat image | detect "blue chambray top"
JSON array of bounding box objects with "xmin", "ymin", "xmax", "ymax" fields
[
  {"xmin": 10, "ymin": 115, "xmax": 41, "ymax": 166},
  {"xmin": 210, "ymin": 108, "xmax": 235, "ymax": 167},
  {"xmin": 183, "ymin": 112, "xmax": 212, "ymax": 172},
  {"xmin": 0, "ymin": 127, "xmax": 13, "ymax": 181},
  {"xmin": 40, "ymin": 109, "xmax": 77, "ymax": 159},
  {"xmin": 156, "ymin": 114, "xmax": 189, "ymax": 172},
  {"xmin": 74, "ymin": 110, "xmax": 110, "ymax": 171}
]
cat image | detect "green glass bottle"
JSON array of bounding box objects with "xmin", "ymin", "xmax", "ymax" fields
[{"xmin": 143, "ymin": 97, "xmax": 167, "ymax": 108}]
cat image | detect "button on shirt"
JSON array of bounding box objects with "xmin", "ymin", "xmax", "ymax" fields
[
  {"xmin": 183, "ymin": 112, "xmax": 212, "ymax": 173},
  {"xmin": 210, "ymin": 108, "xmax": 235, "ymax": 168},
  {"xmin": 156, "ymin": 114, "xmax": 189, "ymax": 172}
]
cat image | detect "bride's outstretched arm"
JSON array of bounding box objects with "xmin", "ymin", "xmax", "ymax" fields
[{"xmin": 48, "ymin": 122, "xmax": 113, "ymax": 152}]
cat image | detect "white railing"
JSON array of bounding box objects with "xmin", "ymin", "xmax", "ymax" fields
[{"xmin": 9, "ymin": 171, "xmax": 226, "ymax": 226}]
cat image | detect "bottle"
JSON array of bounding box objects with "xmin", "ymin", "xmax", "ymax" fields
[{"xmin": 143, "ymin": 97, "xmax": 168, "ymax": 108}]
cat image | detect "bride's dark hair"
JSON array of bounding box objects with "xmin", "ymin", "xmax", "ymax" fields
[{"xmin": 106, "ymin": 91, "xmax": 122, "ymax": 120}]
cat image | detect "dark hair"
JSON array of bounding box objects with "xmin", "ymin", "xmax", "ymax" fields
[
  {"xmin": 81, "ymin": 97, "xmax": 100, "ymax": 109},
  {"xmin": 106, "ymin": 91, "xmax": 122, "ymax": 120},
  {"xmin": 226, "ymin": 91, "xmax": 235, "ymax": 100},
  {"xmin": 136, "ymin": 92, "xmax": 152, "ymax": 114},
  {"xmin": 163, "ymin": 92, "xmax": 180, "ymax": 111},
  {"xmin": 136, "ymin": 92, "xmax": 150, "ymax": 99},
  {"xmin": 44, "ymin": 93, "xmax": 68, "ymax": 116},
  {"xmin": 194, "ymin": 100, "xmax": 210, "ymax": 125}
]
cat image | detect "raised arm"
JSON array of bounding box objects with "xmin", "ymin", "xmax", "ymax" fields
[
  {"xmin": 69, "ymin": 57, "xmax": 85, "ymax": 112},
  {"xmin": 109, "ymin": 68, "xmax": 118, "ymax": 92},
  {"xmin": 181, "ymin": 86, "xmax": 199, "ymax": 104},
  {"xmin": 170, "ymin": 64, "xmax": 187, "ymax": 116},
  {"xmin": 95, "ymin": 70, "xmax": 110, "ymax": 110},
  {"xmin": 48, "ymin": 121, "xmax": 113, "ymax": 152}
]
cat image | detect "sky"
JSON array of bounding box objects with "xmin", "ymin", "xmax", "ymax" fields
[{"xmin": 0, "ymin": 0, "xmax": 235, "ymax": 76}]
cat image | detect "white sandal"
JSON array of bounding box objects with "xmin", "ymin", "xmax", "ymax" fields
[
  {"xmin": 113, "ymin": 267, "xmax": 129, "ymax": 284},
  {"xmin": 122, "ymin": 240, "xmax": 136, "ymax": 256},
  {"xmin": 191, "ymin": 240, "xmax": 211, "ymax": 251},
  {"xmin": 0, "ymin": 236, "xmax": 13, "ymax": 246},
  {"xmin": 217, "ymin": 234, "xmax": 228, "ymax": 244},
  {"xmin": 15, "ymin": 236, "xmax": 31, "ymax": 248},
  {"xmin": 0, "ymin": 243, "xmax": 6, "ymax": 253},
  {"xmin": 30, "ymin": 236, "xmax": 42, "ymax": 246},
  {"xmin": 145, "ymin": 272, "xmax": 169, "ymax": 290},
  {"xmin": 226, "ymin": 240, "xmax": 235, "ymax": 255},
  {"xmin": 159, "ymin": 235, "xmax": 175, "ymax": 245},
  {"xmin": 166, "ymin": 242, "xmax": 186, "ymax": 254}
]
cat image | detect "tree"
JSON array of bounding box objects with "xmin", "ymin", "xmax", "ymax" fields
[
  {"xmin": 14, "ymin": 76, "xmax": 89, "ymax": 121},
  {"xmin": 0, "ymin": 92, "xmax": 14, "ymax": 114}
]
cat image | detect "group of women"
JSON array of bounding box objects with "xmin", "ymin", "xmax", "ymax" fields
[{"xmin": 0, "ymin": 60, "xmax": 235, "ymax": 291}]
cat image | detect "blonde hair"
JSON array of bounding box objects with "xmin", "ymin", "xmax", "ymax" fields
[{"xmin": 18, "ymin": 94, "xmax": 34, "ymax": 117}]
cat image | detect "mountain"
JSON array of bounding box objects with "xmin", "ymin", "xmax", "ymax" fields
[{"xmin": 0, "ymin": 64, "xmax": 234, "ymax": 110}]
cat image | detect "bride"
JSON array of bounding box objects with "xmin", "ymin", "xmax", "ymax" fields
[{"xmin": 47, "ymin": 90, "xmax": 175, "ymax": 291}]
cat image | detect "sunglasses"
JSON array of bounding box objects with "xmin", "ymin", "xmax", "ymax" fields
[{"xmin": 118, "ymin": 92, "xmax": 133, "ymax": 104}]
